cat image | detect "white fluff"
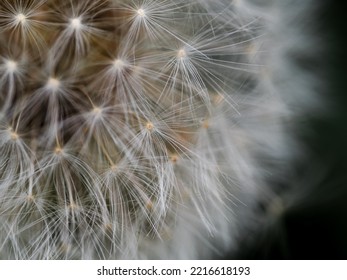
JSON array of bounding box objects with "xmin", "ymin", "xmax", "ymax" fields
[{"xmin": 0, "ymin": 0, "xmax": 322, "ymax": 259}]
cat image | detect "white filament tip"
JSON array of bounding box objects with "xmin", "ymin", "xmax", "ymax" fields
[
  {"xmin": 10, "ymin": 131, "xmax": 19, "ymax": 141},
  {"xmin": 54, "ymin": 146, "xmax": 63, "ymax": 155},
  {"xmin": 146, "ymin": 122, "xmax": 154, "ymax": 131}
]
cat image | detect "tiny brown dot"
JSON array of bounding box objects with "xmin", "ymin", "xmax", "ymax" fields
[
  {"xmin": 146, "ymin": 200, "xmax": 153, "ymax": 210},
  {"xmin": 54, "ymin": 147, "xmax": 63, "ymax": 155},
  {"xmin": 202, "ymin": 119, "xmax": 209, "ymax": 129},
  {"xmin": 146, "ymin": 122, "xmax": 154, "ymax": 131},
  {"xmin": 213, "ymin": 94, "xmax": 224, "ymax": 105},
  {"xmin": 92, "ymin": 107, "xmax": 101, "ymax": 114},
  {"xmin": 177, "ymin": 48, "xmax": 186, "ymax": 59},
  {"xmin": 170, "ymin": 154, "xmax": 179, "ymax": 164},
  {"xmin": 26, "ymin": 195, "xmax": 35, "ymax": 202},
  {"xmin": 104, "ymin": 223, "xmax": 113, "ymax": 231},
  {"xmin": 69, "ymin": 203, "xmax": 78, "ymax": 210},
  {"xmin": 10, "ymin": 132, "xmax": 19, "ymax": 140}
]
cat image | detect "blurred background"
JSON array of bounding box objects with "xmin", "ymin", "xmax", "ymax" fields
[{"xmin": 225, "ymin": 0, "xmax": 347, "ymax": 259}]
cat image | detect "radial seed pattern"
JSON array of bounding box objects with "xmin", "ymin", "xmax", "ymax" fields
[{"xmin": 0, "ymin": 0, "xmax": 284, "ymax": 259}]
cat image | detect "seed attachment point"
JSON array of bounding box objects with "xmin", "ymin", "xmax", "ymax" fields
[
  {"xmin": 70, "ymin": 17, "xmax": 82, "ymax": 30},
  {"xmin": 26, "ymin": 195, "xmax": 35, "ymax": 202},
  {"xmin": 202, "ymin": 119, "xmax": 209, "ymax": 129},
  {"xmin": 5, "ymin": 60, "xmax": 18, "ymax": 73},
  {"xmin": 10, "ymin": 131, "xmax": 19, "ymax": 141},
  {"xmin": 7, "ymin": 127, "xmax": 19, "ymax": 141},
  {"xmin": 92, "ymin": 106, "xmax": 102, "ymax": 115},
  {"xmin": 113, "ymin": 59, "xmax": 125, "ymax": 70},
  {"xmin": 145, "ymin": 122, "xmax": 154, "ymax": 131},
  {"xmin": 170, "ymin": 154, "xmax": 179, "ymax": 164},
  {"xmin": 137, "ymin": 8, "xmax": 146, "ymax": 18},
  {"xmin": 177, "ymin": 49, "xmax": 187, "ymax": 59},
  {"xmin": 46, "ymin": 77, "xmax": 60, "ymax": 91},
  {"xmin": 15, "ymin": 13, "xmax": 27, "ymax": 24}
]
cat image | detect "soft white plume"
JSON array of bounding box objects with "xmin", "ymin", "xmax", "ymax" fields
[{"xmin": 0, "ymin": 0, "xmax": 320, "ymax": 259}]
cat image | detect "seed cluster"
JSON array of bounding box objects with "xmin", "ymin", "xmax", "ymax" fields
[{"xmin": 0, "ymin": 0, "xmax": 264, "ymax": 259}]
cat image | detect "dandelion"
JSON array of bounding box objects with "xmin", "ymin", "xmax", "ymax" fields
[
  {"xmin": 48, "ymin": 0, "xmax": 112, "ymax": 63},
  {"xmin": 0, "ymin": 0, "xmax": 318, "ymax": 259},
  {"xmin": 0, "ymin": 0, "xmax": 51, "ymax": 53}
]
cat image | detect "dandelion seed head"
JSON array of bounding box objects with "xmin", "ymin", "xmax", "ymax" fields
[
  {"xmin": 91, "ymin": 106, "xmax": 103, "ymax": 118},
  {"xmin": 68, "ymin": 202, "xmax": 79, "ymax": 210},
  {"xmin": 10, "ymin": 131, "xmax": 19, "ymax": 141},
  {"xmin": 146, "ymin": 200, "xmax": 154, "ymax": 210},
  {"xmin": 170, "ymin": 154, "xmax": 179, "ymax": 164},
  {"xmin": 104, "ymin": 223, "xmax": 113, "ymax": 231},
  {"xmin": 110, "ymin": 164, "xmax": 117, "ymax": 171},
  {"xmin": 7, "ymin": 127, "xmax": 19, "ymax": 141},
  {"xmin": 0, "ymin": 0, "xmax": 309, "ymax": 260}
]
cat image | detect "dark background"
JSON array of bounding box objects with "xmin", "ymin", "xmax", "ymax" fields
[{"xmin": 226, "ymin": 0, "xmax": 347, "ymax": 259}]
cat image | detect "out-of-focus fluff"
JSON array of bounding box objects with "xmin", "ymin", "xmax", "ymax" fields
[{"xmin": 0, "ymin": 0, "xmax": 314, "ymax": 259}]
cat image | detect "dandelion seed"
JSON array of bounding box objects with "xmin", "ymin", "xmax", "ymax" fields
[
  {"xmin": 177, "ymin": 48, "xmax": 186, "ymax": 59},
  {"xmin": 46, "ymin": 77, "xmax": 60, "ymax": 92},
  {"xmin": 15, "ymin": 13, "xmax": 27, "ymax": 25},
  {"xmin": 113, "ymin": 59, "xmax": 126, "ymax": 70},
  {"xmin": 137, "ymin": 8, "xmax": 146, "ymax": 18},
  {"xmin": 70, "ymin": 17, "xmax": 82, "ymax": 30},
  {"xmin": 145, "ymin": 122, "xmax": 154, "ymax": 131},
  {"xmin": 5, "ymin": 60, "xmax": 18, "ymax": 73},
  {"xmin": 0, "ymin": 0, "xmax": 312, "ymax": 260}
]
